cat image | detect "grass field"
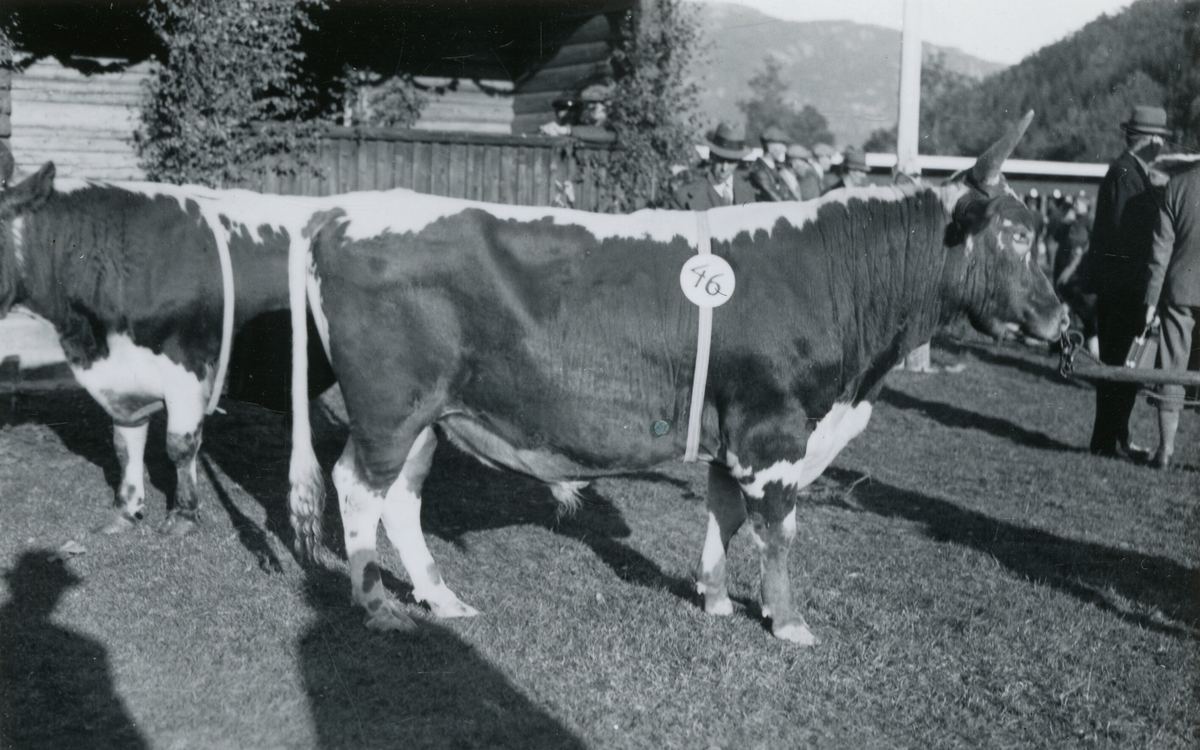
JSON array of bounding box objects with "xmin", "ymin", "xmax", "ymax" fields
[{"xmin": 0, "ymin": 336, "xmax": 1196, "ymax": 749}]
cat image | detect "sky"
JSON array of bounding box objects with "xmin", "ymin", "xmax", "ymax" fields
[{"xmin": 686, "ymin": 0, "xmax": 1134, "ymax": 65}]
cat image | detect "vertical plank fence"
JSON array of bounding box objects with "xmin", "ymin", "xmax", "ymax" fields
[{"xmin": 239, "ymin": 127, "xmax": 613, "ymax": 212}]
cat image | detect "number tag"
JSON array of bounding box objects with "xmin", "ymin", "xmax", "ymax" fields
[{"xmin": 679, "ymin": 254, "xmax": 736, "ymax": 308}]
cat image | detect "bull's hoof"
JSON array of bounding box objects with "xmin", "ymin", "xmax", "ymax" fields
[
  {"xmin": 364, "ymin": 599, "xmax": 419, "ymax": 633},
  {"xmin": 94, "ymin": 511, "xmax": 141, "ymax": 535},
  {"xmin": 703, "ymin": 595, "xmax": 734, "ymax": 616},
  {"xmin": 425, "ymin": 593, "xmax": 480, "ymax": 619},
  {"xmin": 158, "ymin": 511, "xmax": 199, "ymax": 537},
  {"xmin": 772, "ymin": 621, "xmax": 819, "ymax": 646}
]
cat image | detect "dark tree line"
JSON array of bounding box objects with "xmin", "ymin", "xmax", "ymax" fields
[{"xmin": 868, "ymin": 0, "xmax": 1199, "ymax": 160}]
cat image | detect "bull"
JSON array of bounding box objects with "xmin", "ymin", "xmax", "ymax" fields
[{"xmin": 284, "ymin": 112, "xmax": 1067, "ymax": 644}]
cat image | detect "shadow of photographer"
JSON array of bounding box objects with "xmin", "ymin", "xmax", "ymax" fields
[
  {"xmin": 0, "ymin": 551, "xmax": 149, "ymax": 749},
  {"xmin": 298, "ymin": 565, "xmax": 585, "ymax": 750}
]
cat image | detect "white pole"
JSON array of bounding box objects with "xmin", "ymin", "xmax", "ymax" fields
[
  {"xmin": 896, "ymin": 0, "xmax": 922, "ymax": 177},
  {"xmin": 898, "ymin": 0, "xmax": 933, "ymax": 372}
]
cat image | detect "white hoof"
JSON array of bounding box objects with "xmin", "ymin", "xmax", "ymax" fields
[
  {"xmin": 705, "ymin": 596, "xmax": 734, "ymax": 616},
  {"xmin": 773, "ymin": 622, "xmax": 818, "ymax": 646},
  {"xmin": 364, "ymin": 600, "xmax": 417, "ymax": 632},
  {"xmin": 425, "ymin": 592, "xmax": 480, "ymax": 619}
]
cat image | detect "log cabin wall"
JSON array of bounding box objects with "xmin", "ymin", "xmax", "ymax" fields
[
  {"xmin": 510, "ymin": 13, "xmax": 619, "ymax": 135},
  {"xmin": 9, "ymin": 55, "xmax": 150, "ymax": 181}
]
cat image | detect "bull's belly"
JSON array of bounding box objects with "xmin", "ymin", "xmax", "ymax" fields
[{"xmin": 69, "ymin": 333, "xmax": 209, "ymax": 425}]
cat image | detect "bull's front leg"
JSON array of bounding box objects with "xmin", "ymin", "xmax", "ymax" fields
[
  {"xmin": 744, "ymin": 483, "xmax": 816, "ymax": 645},
  {"xmin": 95, "ymin": 421, "xmax": 150, "ymax": 534},
  {"xmin": 159, "ymin": 378, "xmax": 208, "ymax": 536},
  {"xmin": 694, "ymin": 462, "xmax": 747, "ymax": 616}
]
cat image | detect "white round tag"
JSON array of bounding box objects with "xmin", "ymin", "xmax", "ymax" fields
[{"xmin": 679, "ymin": 254, "xmax": 736, "ymax": 308}]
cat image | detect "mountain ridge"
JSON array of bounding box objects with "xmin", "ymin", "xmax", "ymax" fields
[{"xmin": 692, "ymin": 2, "xmax": 1007, "ymax": 149}]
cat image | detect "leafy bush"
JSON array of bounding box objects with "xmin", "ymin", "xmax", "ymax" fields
[
  {"xmin": 133, "ymin": 0, "xmax": 325, "ymax": 187},
  {"xmin": 596, "ymin": 0, "xmax": 708, "ymax": 211}
]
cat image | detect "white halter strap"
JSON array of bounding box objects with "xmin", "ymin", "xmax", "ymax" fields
[
  {"xmin": 683, "ymin": 211, "xmax": 713, "ymax": 463},
  {"xmin": 199, "ymin": 204, "xmax": 234, "ymax": 416}
]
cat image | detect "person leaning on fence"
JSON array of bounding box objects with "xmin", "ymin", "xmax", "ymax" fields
[
  {"xmin": 823, "ymin": 147, "xmax": 870, "ymax": 193},
  {"xmin": 1143, "ymin": 161, "xmax": 1200, "ymax": 469},
  {"xmin": 785, "ymin": 144, "xmax": 823, "ymax": 201},
  {"xmin": 1081, "ymin": 104, "xmax": 1169, "ymax": 462},
  {"xmin": 668, "ymin": 121, "xmax": 755, "ymax": 210},
  {"xmin": 749, "ymin": 125, "xmax": 796, "ymax": 201}
]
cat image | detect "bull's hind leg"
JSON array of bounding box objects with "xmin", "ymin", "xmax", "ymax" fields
[
  {"xmin": 158, "ymin": 376, "xmax": 208, "ymax": 536},
  {"xmin": 95, "ymin": 422, "xmax": 150, "ymax": 534},
  {"xmin": 333, "ymin": 438, "xmax": 417, "ymax": 632},
  {"xmin": 379, "ymin": 427, "xmax": 479, "ymax": 619},
  {"xmin": 695, "ymin": 462, "xmax": 747, "ymax": 616}
]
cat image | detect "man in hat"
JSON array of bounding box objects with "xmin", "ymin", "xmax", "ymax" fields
[
  {"xmin": 823, "ymin": 146, "xmax": 870, "ymax": 193},
  {"xmin": 1143, "ymin": 160, "xmax": 1200, "ymax": 468},
  {"xmin": 1082, "ymin": 104, "xmax": 1170, "ymax": 461},
  {"xmin": 669, "ymin": 121, "xmax": 755, "ymax": 210},
  {"xmin": 571, "ymin": 83, "xmax": 617, "ymax": 144},
  {"xmin": 783, "ymin": 144, "xmax": 822, "ymax": 201},
  {"xmin": 749, "ymin": 125, "xmax": 795, "ymax": 201}
]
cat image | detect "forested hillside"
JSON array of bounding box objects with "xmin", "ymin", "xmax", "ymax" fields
[{"xmin": 920, "ymin": 0, "xmax": 1198, "ymax": 161}]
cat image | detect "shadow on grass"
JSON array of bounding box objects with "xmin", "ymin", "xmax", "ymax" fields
[
  {"xmin": 935, "ymin": 336, "xmax": 1092, "ymax": 391},
  {"xmin": 421, "ymin": 438, "xmax": 697, "ymax": 601},
  {"xmin": 0, "ymin": 389, "xmax": 177, "ymax": 511},
  {"xmin": 879, "ymin": 387, "xmax": 1079, "ymax": 453},
  {"xmin": 0, "ymin": 551, "xmax": 149, "ymax": 749},
  {"xmin": 298, "ymin": 566, "xmax": 586, "ymax": 750},
  {"xmin": 822, "ymin": 467, "xmax": 1200, "ymax": 640}
]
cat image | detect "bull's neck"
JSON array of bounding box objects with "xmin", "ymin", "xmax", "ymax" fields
[{"xmin": 826, "ymin": 187, "xmax": 960, "ymax": 397}]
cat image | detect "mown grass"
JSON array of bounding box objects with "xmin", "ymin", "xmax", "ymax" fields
[{"xmin": 0, "ymin": 336, "xmax": 1196, "ymax": 749}]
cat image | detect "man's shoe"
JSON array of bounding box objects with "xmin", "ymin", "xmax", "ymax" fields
[{"xmin": 1153, "ymin": 449, "xmax": 1173, "ymax": 470}]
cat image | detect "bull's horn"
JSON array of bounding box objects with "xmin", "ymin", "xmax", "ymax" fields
[{"xmin": 971, "ymin": 110, "xmax": 1034, "ymax": 188}]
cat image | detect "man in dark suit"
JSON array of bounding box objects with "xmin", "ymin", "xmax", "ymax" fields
[
  {"xmin": 1084, "ymin": 105, "xmax": 1169, "ymax": 460},
  {"xmin": 1144, "ymin": 162, "xmax": 1200, "ymax": 468},
  {"xmin": 669, "ymin": 121, "xmax": 755, "ymax": 210},
  {"xmin": 748, "ymin": 125, "xmax": 795, "ymax": 201}
]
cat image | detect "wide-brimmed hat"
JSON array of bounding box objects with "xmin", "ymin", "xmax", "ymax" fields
[
  {"xmin": 1121, "ymin": 105, "xmax": 1170, "ymax": 136},
  {"xmin": 760, "ymin": 125, "xmax": 790, "ymax": 145},
  {"xmin": 707, "ymin": 121, "xmax": 751, "ymax": 160},
  {"xmin": 842, "ymin": 147, "xmax": 868, "ymax": 172},
  {"xmin": 812, "ymin": 143, "xmax": 836, "ymax": 158},
  {"xmin": 786, "ymin": 144, "xmax": 812, "ymax": 160}
]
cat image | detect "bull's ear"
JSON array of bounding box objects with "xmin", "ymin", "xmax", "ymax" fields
[
  {"xmin": 0, "ymin": 161, "xmax": 55, "ymax": 220},
  {"xmin": 970, "ymin": 110, "xmax": 1033, "ymax": 195}
]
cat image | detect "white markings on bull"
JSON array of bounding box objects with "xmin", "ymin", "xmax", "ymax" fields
[
  {"xmin": 549, "ymin": 480, "xmax": 588, "ymax": 512},
  {"xmin": 69, "ymin": 334, "xmax": 210, "ymax": 424},
  {"xmin": 705, "ymin": 185, "xmax": 910, "ymax": 244},
  {"xmin": 697, "ymin": 512, "xmax": 731, "ymax": 612},
  {"xmin": 729, "ymin": 400, "xmax": 874, "ymax": 498},
  {"xmin": 328, "ymin": 188, "xmax": 696, "ymax": 245},
  {"xmin": 782, "ymin": 506, "xmax": 797, "ymax": 541},
  {"xmin": 378, "ymin": 428, "xmax": 480, "ymax": 619},
  {"xmin": 11, "ymin": 216, "xmax": 24, "ymax": 269},
  {"xmin": 114, "ymin": 422, "xmax": 148, "ymax": 519}
]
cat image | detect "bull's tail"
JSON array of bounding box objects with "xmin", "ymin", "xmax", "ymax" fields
[{"xmin": 287, "ymin": 232, "xmax": 324, "ymax": 560}]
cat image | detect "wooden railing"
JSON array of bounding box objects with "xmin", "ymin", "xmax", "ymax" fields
[{"xmin": 234, "ymin": 127, "xmax": 614, "ymax": 212}]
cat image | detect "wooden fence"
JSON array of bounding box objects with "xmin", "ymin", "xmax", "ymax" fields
[{"xmin": 234, "ymin": 127, "xmax": 615, "ymax": 212}]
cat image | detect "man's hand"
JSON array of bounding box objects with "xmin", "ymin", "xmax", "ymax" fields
[{"xmin": 1145, "ymin": 305, "xmax": 1159, "ymax": 328}]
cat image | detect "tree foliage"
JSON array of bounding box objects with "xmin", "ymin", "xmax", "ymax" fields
[
  {"xmin": 737, "ymin": 57, "xmax": 834, "ymax": 149},
  {"xmin": 919, "ymin": 0, "xmax": 1197, "ymax": 160},
  {"xmin": 595, "ymin": 0, "xmax": 708, "ymax": 211},
  {"xmin": 133, "ymin": 0, "xmax": 325, "ymax": 187},
  {"xmin": 862, "ymin": 52, "xmax": 979, "ymax": 154}
]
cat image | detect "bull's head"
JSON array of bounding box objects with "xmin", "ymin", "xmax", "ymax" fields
[
  {"xmin": 0, "ymin": 146, "xmax": 56, "ymax": 316},
  {"xmin": 942, "ymin": 111, "xmax": 1068, "ymax": 341}
]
